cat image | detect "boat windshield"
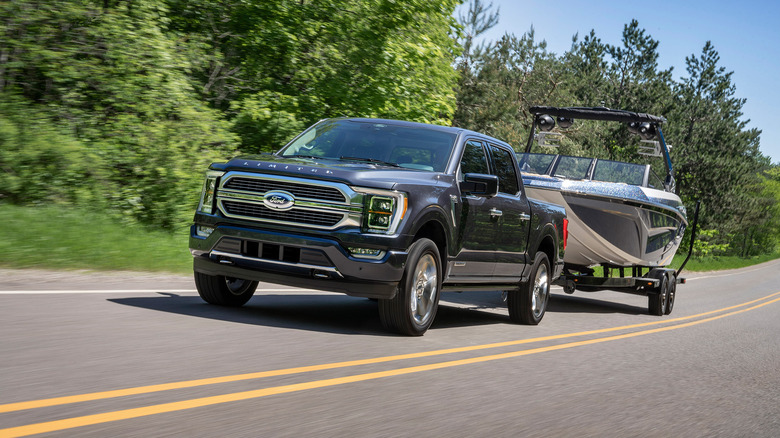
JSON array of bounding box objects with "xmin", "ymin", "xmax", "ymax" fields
[
  {"xmin": 553, "ymin": 156, "xmax": 593, "ymax": 180},
  {"xmin": 592, "ymin": 159, "xmax": 645, "ymax": 186},
  {"xmin": 518, "ymin": 153, "xmax": 556, "ymax": 174},
  {"xmin": 278, "ymin": 119, "xmax": 457, "ymax": 172},
  {"xmin": 519, "ymin": 152, "xmax": 665, "ymax": 189}
]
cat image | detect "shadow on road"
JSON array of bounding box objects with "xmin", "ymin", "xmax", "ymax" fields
[
  {"xmin": 109, "ymin": 292, "xmax": 510, "ymax": 335},
  {"xmin": 109, "ymin": 289, "xmax": 647, "ymax": 335},
  {"xmin": 547, "ymin": 293, "xmax": 647, "ymax": 315}
]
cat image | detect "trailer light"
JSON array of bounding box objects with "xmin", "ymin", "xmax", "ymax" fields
[{"xmin": 563, "ymin": 218, "xmax": 569, "ymax": 250}]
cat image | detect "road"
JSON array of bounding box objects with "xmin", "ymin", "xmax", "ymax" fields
[{"xmin": 1, "ymin": 261, "xmax": 779, "ymax": 437}]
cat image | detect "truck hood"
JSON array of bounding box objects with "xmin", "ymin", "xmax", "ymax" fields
[{"xmin": 214, "ymin": 154, "xmax": 446, "ymax": 190}]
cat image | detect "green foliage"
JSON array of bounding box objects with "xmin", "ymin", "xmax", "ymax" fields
[
  {"xmin": 690, "ymin": 229, "xmax": 730, "ymax": 258},
  {"xmin": 1, "ymin": 0, "xmax": 238, "ymax": 229},
  {"xmin": 1, "ymin": 0, "xmax": 462, "ymax": 233},
  {"xmin": 0, "ymin": 96, "xmax": 97, "ymax": 206}
]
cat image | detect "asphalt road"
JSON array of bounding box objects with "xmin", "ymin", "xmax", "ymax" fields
[{"xmin": 1, "ymin": 261, "xmax": 779, "ymax": 437}]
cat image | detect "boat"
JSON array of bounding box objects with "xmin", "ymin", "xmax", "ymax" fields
[{"xmin": 518, "ymin": 106, "xmax": 688, "ymax": 270}]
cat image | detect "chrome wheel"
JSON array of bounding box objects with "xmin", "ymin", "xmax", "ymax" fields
[
  {"xmin": 531, "ymin": 263, "xmax": 549, "ymax": 319},
  {"xmin": 410, "ymin": 254, "xmax": 438, "ymax": 326},
  {"xmin": 378, "ymin": 238, "xmax": 441, "ymax": 336},
  {"xmin": 508, "ymin": 252, "xmax": 550, "ymax": 325}
]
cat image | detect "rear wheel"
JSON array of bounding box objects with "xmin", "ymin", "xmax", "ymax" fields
[
  {"xmin": 194, "ymin": 272, "xmax": 258, "ymax": 307},
  {"xmin": 379, "ymin": 238, "xmax": 441, "ymax": 336},
  {"xmin": 508, "ymin": 252, "xmax": 550, "ymax": 325}
]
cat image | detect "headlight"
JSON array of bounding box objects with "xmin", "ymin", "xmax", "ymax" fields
[
  {"xmin": 197, "ymin": 170, "xmax": 224, "ymax": 214},
  {"xmin": 351, "ymin": 187, "xmax": 407, "ymax": 234}
]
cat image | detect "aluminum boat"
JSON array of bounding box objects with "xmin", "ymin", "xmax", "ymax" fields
[{"xmin": 518, "ymin": 106, "xmax": 688, "ymax": 269}]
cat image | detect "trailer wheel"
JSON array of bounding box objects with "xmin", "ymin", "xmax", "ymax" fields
[
  {"xmin": 665, "ymin": 272, "xmax": 676, "ymax": 315},
  {"xmin": 648, "ymin": 273, "xmax": 668, "ymax": 316},
  {"xmin": 508, "ymin": 252, "xmax": 550, "ymax": 325}
]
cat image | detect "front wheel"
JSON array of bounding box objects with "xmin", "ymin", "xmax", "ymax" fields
[
  {"xmin": 379, "ymin": 238, "xmax": 441, "ymax": 336},
  {"xmin": 508, "ymin": 252, "xmax": 550, "ymax": 325},
  {"xmin": 194, "ymin": 272, "xmax": 258, "ymax": 307}
]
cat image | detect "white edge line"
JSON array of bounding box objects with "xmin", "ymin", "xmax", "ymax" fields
[{"xmin": 0, "ymin": 289, "xmax": 317, "ymax": 295}]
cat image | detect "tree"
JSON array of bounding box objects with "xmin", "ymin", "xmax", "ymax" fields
[
  {"xmin": 0, "ymin": 0, "xmax": 237, "ymax": 229},
  {"xmin": 165, "ymin": 0, "xmax": 461, "ymax": 152},
  {"xmin": 669, "ymin": 41, "xmax": 770, "ymax": 251}
]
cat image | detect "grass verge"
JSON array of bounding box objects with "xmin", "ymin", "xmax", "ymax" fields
[
  {"xmin": 669, "ymin": 252, "xmax": 780, "ymax": 272},
  {"xmin": 0, "ymin": 204, "xmax": 192, "ymax": 274}
]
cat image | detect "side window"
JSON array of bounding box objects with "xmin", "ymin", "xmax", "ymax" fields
[
  {"xmin": 459, "ymin": 140, "xmax": 490, "ymax": 178},
  {"xmin": 488, "ymin": 144, "xmax": 520, "ymax": 195}
]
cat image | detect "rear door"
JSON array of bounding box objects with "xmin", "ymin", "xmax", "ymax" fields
[{"xmin": 486, "ymin": 143, "xmax": 531, "ymax": 278}]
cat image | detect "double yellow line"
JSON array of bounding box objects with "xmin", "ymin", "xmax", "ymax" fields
[{"xmin": 2, "ymin": 291, "xmax": 779, "ymax": 437}]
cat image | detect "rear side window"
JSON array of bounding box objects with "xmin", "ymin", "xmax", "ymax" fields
[
  {"xmin": 460, "ymin": 140, "xmax": 490, "ymax": 176},
  {"xmin": 488, "ymin": 144, "xmax": 519, "ymax": 195}
]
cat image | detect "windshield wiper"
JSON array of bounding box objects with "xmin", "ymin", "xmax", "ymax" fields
[
  {"xmin": 287, "ymin": 154, "xmax": 324, "ymax": 159},
  {"xmin": 339, "ymin": 156, "xmax": 400, "ymax": 167}
]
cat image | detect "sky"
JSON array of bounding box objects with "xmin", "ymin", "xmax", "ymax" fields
[{"xmin": 455, "ymin": 0, "xmax": 780, "ymax": 164}]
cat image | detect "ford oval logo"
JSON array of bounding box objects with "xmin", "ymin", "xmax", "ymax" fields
[{"xmin": 263, "ymin": 191, "xmax": 295, "ymax": 211}]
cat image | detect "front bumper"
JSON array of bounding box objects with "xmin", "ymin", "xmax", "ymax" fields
[{"xmin": 190, "ymin": 224, "xmax": 408, "ymax": 299}]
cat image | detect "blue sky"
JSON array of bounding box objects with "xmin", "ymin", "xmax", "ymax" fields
[{"xmin": 456, "ymin": 0, "xmax": 780, "ymax": 164}]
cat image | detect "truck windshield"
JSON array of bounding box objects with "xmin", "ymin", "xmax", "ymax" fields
[{"xmin": 278, "ymin": 119, "xmax": 457, "ymax": 172}]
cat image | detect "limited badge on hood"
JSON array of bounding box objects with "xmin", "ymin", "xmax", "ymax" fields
[{"xmin": 263, "ymin": 191, "xmax": 295, "ymax": 210}]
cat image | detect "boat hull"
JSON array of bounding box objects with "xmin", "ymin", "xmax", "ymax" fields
[{"xmin": 523, "ymin": 175, "xmax": 687, "ymax": 268}]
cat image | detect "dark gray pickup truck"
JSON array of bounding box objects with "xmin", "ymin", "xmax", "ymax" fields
[{"xmin": 190, "ymin": 118, "xmax": 567, "ymax": 335}]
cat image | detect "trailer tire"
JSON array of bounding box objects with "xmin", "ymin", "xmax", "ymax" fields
[
  {"xmin": 665, "ymin": 272, "xmax": 676, "ymax": 315},
  {"xmin": 648, "ymin": 272, "xmax": 668, "ymax": 316}
]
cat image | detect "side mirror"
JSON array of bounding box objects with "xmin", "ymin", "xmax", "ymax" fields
[{"xmin": 461, "ymin": 173, "xmax": 499, "ymax": 197}]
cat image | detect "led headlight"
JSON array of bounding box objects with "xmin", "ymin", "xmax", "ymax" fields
[
  {"xmin": 351, "ymin": 187, "xmax": 407, "ymax": 234},
  {"xmin": 197, "ymin": 170, "xmax": 224, "ymax": 214}
]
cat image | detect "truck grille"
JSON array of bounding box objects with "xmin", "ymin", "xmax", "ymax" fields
[
  {"xmin": 223, "ymin": 177, "xmax": 346, "ymax": 203},
  {"xmin": 222, "ymin": 201, "xmax": 344, "ymax": 227},
  {"xmin": 215, "ymin": 172, "xmax": 360, "ymax": 230}
]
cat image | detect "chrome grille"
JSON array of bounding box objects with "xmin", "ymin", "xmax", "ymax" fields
[
  {"xmin": 222, "ymin": 201, "xmax": 344, "ymax": 227},
  {"xmin": 223, "ymin": 177, "xmax": 346, "ymax": 202}
]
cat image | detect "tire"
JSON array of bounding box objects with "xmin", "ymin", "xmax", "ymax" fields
[
  {"xmin": 508, "ymin": 252, "xmax": 550, "ymax": 325},
  {"xmin": 379, "ymin": 238, "xmax": 441, "ymax": 336},
  {"xmin": 648, "ymin": 272, "xmax": 668, "ymax": 316},
  {"xmin": 194, "ymin": 272, "xmax": 258, "ymax": 307},
  {"xmin": 665, "ymin": 272, "xmax": 676, "ymax": 315}
]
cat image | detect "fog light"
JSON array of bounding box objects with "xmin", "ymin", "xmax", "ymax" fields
[
  {"xmin": 196, "ymin": 225, "xmax": 214, "ymax": 238},
  {"xmin": 348, "ymin": 247, "xmax": 385, "ymax": 259}
]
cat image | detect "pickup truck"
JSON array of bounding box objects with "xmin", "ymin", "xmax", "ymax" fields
[{"xmin": 190, "ymin": 118, "xmax": 567, "ymax": 335}]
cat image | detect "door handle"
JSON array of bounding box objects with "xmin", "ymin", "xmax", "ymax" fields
[
  {"xmin": 519, "ymin": 212, "xmax": 531, "ymax": 221},
  {"xmin": 489, "ymin": 208, "xmax": 503, "ymax": 217}
]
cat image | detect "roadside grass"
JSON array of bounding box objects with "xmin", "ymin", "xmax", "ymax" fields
[
  {"xmin": 0, "ymin": 204, "xmax": 777, "ymax": 275},
  {"xmin": 0, "ymin": 204, "xmax": 192, "ymax": 274},
  {"xmin": 669, "ymin": 251, "xmax": 780, "ymax": 273}
]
